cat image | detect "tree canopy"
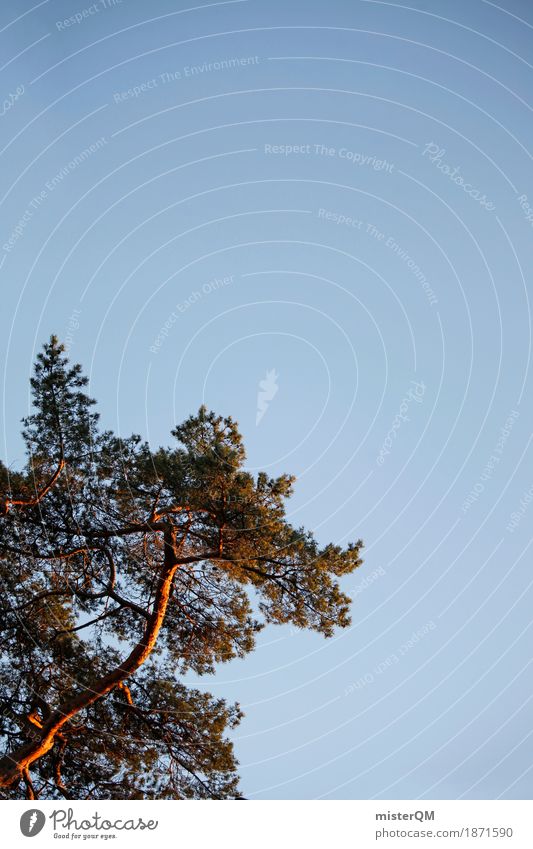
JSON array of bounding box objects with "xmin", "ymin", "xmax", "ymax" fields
[{"xmin": 0, "ymin": 337, "xmax": 363, "ymax": 799}]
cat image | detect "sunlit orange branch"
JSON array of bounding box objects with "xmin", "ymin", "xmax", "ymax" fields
[
  {"xmin": 0, "ymin": 525, "xmax": 184, "ymax": 789},
  {"xmin": 22, "ymin": 767, "xmax": 36, "ymax": 800},
  {"xmin": 2, "ymin": 459, "xmax": 65, "ymax": 515}
]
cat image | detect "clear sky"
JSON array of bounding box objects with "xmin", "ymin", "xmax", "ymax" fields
[{"xmin": 1, "ymin": 0, "xmax": 533, "ymax": 799}]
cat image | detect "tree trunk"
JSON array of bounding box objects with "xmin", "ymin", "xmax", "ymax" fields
[{"xmin": 0, "ymin": 526, "xmax": 179, "ymax": 789}]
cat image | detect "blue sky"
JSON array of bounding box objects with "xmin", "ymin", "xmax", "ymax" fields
[{"xmin": 1, "ymin": 0, "xmax": 533, "ymax": 799}]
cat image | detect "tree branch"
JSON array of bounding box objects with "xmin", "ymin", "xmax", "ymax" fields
[
  {"xmin": 22, "ymin": 766, "xmax": 36, "ymax": 800},
  {"xmin": 0, "ymin": 524, "xmax": 183, "ymax": 788},
  {"xmin": 2, "ymin": 459, "xmax": 65, "ymax": 516}
]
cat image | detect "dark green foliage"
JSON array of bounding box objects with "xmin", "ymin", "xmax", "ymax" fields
[{"xmin": 0, "ymin": 337, "xmax": 363, "ymax": 799}]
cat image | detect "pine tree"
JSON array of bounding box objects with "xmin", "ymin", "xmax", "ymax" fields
[{"xmin": 0, "ymin": 337, "xmax": 363, "ymax": 799}]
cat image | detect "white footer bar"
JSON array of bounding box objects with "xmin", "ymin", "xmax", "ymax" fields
[{"xmin": 4, "ymin": 799, "xmax": 532, "ymax": 848}]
